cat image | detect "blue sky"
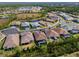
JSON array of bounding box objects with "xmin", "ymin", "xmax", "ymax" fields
[{"xmin": 0, "ymin": 0, "xmax": 79, "ymax": 2}]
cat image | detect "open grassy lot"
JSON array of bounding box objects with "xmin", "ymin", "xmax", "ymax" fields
[
  {"xmin": 0, "ymin": 14, "xmax": 16, "ymax": 30},
  {"xmin": 0, "ymin": 19, "xmax": 9, "ymax": 25},
  {"xmin": 16, "ymin": 13, "xmax": 45, "ymax": 21},
  {"xmin": 0, "ymin": 19, "xmax": 10, "ymax": 29}
]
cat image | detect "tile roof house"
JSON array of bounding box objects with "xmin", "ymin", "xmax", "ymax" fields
[
  {"xmin": 39, "ymin": 21, "xmax": 53, "ymax": 27},
  {"xmin": 72, "ymin": 19, "xmax": 79, "ymax": 23},
  {"xmin": 30, "ymin": 22, "xmax": 41, "ymax": 28},
  {"xmin": 53, "ymin": 28, "xmax": 69, "ymax": 34},
  {"xmin": 21, "ymin": 22, "xmax": 30, "ymax": 27},
  {"xmin": 1, "ymin": 26, "xmax": 19, "ymax": 36},
  {"xmin": 21, "ymin": 31, "xmax": 34, "ymax": 45},
  {"xmin": 39, "ymin": 21, "xmax": 48, "ymax": 26},
  {"xmin": 33, "ymin": 31, "xmax": 47, "ymax": 45},
  {"xmin": 59, "ymin": 12, "xmax": 73, "ymax": 20},
  {"xmin": 44, "ymin": 29, "xmax": 60, "ymax": 40},
  {"xmin": 21, "ymin": 22, "xmax": 30, "ymax": 31},
  {"xmin": 53, "ymin": 28, "xmax": 70, "ymax": 38},
  {"xmin": 3, "ymin": 33, "xmax": 19, "ymax": 49},
  {"xmin": 69, "ymin": 29, "xmax": 79, "ymax": 34},
  {"xmin": 46, "ymin": 14, "xmax": 59, "ymax": 22},
  {"xmin": 60, "ymin": 20, "xmax": 77, "ymax": 31}
]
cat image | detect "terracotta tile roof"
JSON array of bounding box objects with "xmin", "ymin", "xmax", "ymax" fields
[
  {"xmin": 53, "ymin": 28, "xmax": 69, "ymax": 34},
  {"xmin": 1, "ymin": 27, "xmax": 19, "ymax": 35},
  {"xmin": 3, "ymin": 34, "xmax": 19, "ymax": 49},
  {"xmin": 34, "ymin": 31, "xmax": 47, "ymax": 41},
  {"xmin": 21, "ymin": 31, "xmax": 34, "ymax": 44},
  {"xmin": 45, "ymin": 29, "xmax": 60, "ymax": 38}
]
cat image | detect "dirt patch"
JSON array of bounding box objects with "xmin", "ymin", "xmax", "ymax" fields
[{"xmin": 0, "ymin": 19, "xmax": 9, "ymax": 26}]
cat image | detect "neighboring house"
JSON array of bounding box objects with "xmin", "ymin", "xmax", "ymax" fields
[
  {"xmin": 59, "ymin": 12, "xmax": 73, "ymax": 20},
  {"xmin": 21, "ymin": 31, "xmax": 34, "ymax": 45},
  {"xmin": 46, "ymin": 16, "xmax": 59, "ymax": 22},
  {"xmin": 44, "ymin": 29, "xmax": 60, "ymax": 40},
  {"xmin": 39, "ymin": 21, "xmax": 47, "ymax": 26},
  {"xmin": 17, "ymin": 6, "xmax": 42, "ymax": 12},
  {"xmin": 33, "ymin": 31, "xmax": 47, "ymax": 45},
  {"xmin": 21, "ymin": 22, "xmax": 30, "ymax": 31},
  {"xmin": 1, "ymin": 26, "xmax": 19, "ymax": 36},
  {"xmin": 72, "ymin": 19, "xmax": 79, "ymax": 23},
  {"xmin": 69, "ymin": 29, "xmax": 79, "ymax": 34},
  {"xmin": 60, "ymin": 34, "xmax": 70, "ymax": 38},
  {"xmin": 53, "ymin": 28, "xmax": 70, "ymax": 38},
  {"xmin": 60, "ymin": 19, "xmax": 78, "ymax": 31},
  {"xmin": 39, "ymin": 21, "xmax": 52, "ymax": 27},
  {"xmin": 30, "ymin": 22, "xmax": 41, "ymax": 28},
  {"xmin": 53, "ymin": 28, "xmax": 69, "ymax": 34},
  {"xmin": 3, "ymin": 33, "xmax": 19, "ymax": 49}
]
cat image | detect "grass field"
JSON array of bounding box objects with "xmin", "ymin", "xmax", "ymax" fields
[{"xmin": 16, "ymin": 13, "xmax": 45, "ymax": 20}]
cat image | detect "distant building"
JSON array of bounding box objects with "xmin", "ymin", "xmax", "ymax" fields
[
  {"xmin": 32, "ymin": 6, "xmax": 42, "ymax": 12},
  {"xmin": 17, "ymin": 6, "xmax": 42, "ymax": 12},
  {"xmin": 17, "ymin": 7, "xmax": 32, "ymax": 11},
  {"xmin": 59, "ymin": 12, "xmax": 73, "ymax": 20}
]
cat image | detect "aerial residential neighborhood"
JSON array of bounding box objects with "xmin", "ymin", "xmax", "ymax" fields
[{"xmin": 0, "ymin": 2, "xmax": 79, "ymax": 57}]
